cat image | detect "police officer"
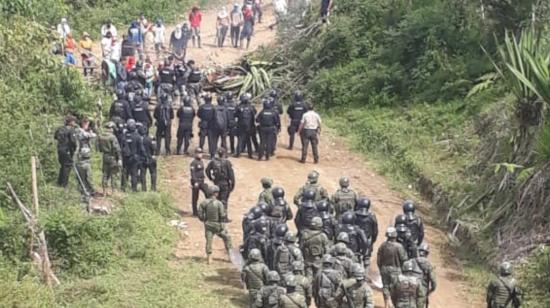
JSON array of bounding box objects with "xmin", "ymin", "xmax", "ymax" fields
[
  {"xmin": 300, "ymin": 217, "xmax": 330, "ymax": 278},
  {"xmin": 390, "ymin": 260, "xmax": 421, "ymax": 308},
  {"xmin": 208, "ymin": 95, "xmax": 229, "ymax": 159},
  {"xmin": 176, "ymin": 96, "xmax": 195, "ymax": 155},
  {"xmin": 110, "ymin": 89, "xmax": 132, "ymax": 121},
  {"xmin": 186, "ymin": 60, "xmax": 202, "ymax": 101},
  {"xmin": 54, "ymin": 115, "xmax": 77, "ymax": 187},
  {"xmin": 121, "ymin": 119, "xmax": 142, "ymax": 192},
  {"xmin": 198, "ymin": 185, "xmax": 233, "ymax": 264},
  {"xmin": 268, "ymin": 90, "xmax": 283, "ymax": 155},
  {"xmin": 225, "ymin": 91, "xmax": 239, "ymax": 154},
  {"xmin": 266, "ymin": 224, "xmax": 289, "ymax": 270},
  {"xmin": 254, "ymin": 271, "xmax": 286, "ymax": 308},
  {"xmin": 236, "ymin": 92, "xmax": 258, "ymax": 158},
  {"xmin": 206, "ymin": 148, "xmax": 236, "ymax": 213},
  {"xmin": 395, "ymin": 215, "xmax": 418, "ymax": 258},
  {"xmin": 198, "ymin": 93, "xmax": 215, "ymax": 151},
  {"xmin": 377, "ymin": 227, "xmax": 408, "ymax": 308},
  {"xmin": 402, "ymin": 201, "xmax": 424, "ymax": 246},
  {"xmin": 243, "ymin": 206, "xmax": 267, "ymax": 243},
  {"xmin": 138, "ymin": 125, "xmax": 157, "ymax": 191},
  {"xmin": 486, "ymin": 262, "xmax": 521, "ymax": 308},
  {"xmin": 243, "ymin": 218, "xmax": 271, "ymax": 262},
  {"xmin": 267, "ymin": 187, "xmax": 294, "ymax": 227},
  {"xmin": 157, "ymin": 58, "xmax": 175, "ymax": 99},
  {"xmin": 286, "ymin": 90, "xmax": 307, "ymax": 150},
  {"xmin": 97, "ymin": 121, "xmax": 122, "ymax": 195},
  {"xmin": 293, "ymin": 171, "xmax": 329, "ymax": 207},
  {"xmin": 313, "ymin": 255, "xmax": 342, "ymax": 308},
  {"xmin": 153, "ymin": 93, "xmax": 174, "ymax": 155},
  {"xmin": 331, "ymin": 177, "xmax": 358, "ymax": 219},
  {"xmin": 294, "ymin": 189, "xmax": 320, "ymax": 234},
  {"xmin": 317, "ymin": 200, "xmax": 337, "ymax": 242},
  {"xmin": 174, "ymin": 63, "xmax": 188, "ymax": 99},
  {"xmin": 258, "ymin": 178, "xmax": 274, "ymax": 205},
  {"xmin": 256, "ymin": 98, "xmax": 281, "ymax": 161},
  {"xmin": 297, "ymin": 103, "xmax": 321, "ymax": 164},
  {"xmin": 336, "ymin": 212, "xmax": 368, "ymax": 262},
  {"xmin": 75, "ymin": 118, "xmax": 97, "ymax": 196},
  {"xmin": 242, "ymin": 248, "xmax": 270, "ymax": 306},
  {"xmin": 333, "ymin": 264, "xmax": 375, "ymax": 308},
  {"xmin": 354, "ymin": 197, "xmax": 378, "ymax": 266},
  {"xmin": 190, "ymin": 148, "xmax": 208, "ymax": 216},
  {"xmin": 279, "ymin": 275, "xmax": 308, "ymax": 308},
  {"xmin": 131, "ymin": 90, "xmax": 153, "ymax": 130}
]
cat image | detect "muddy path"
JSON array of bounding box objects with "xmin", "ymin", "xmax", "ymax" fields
[{"xmin": 147, "ymin": 2, "xmax": 483, "ymax": 308}]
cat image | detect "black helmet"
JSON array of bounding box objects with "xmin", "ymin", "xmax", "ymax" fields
[
  {"xmin": 293, "ymin": 90, "xmax": 303, "ymax": 102},
  {"xmin": 257, "ymin": 202, "xmax": 269, "ymax": 214},
  {"xmin": 272, "ymin": 186, "xmax": 285, "ymax": 199},
  {"xmin": 394, "ymin": 214, "xmax": 407, "ymax": 227},
  {"xmin": 268, "ymin": 89, "xmax": 278, "ymax": 98},
  {"xmin": 262, "ymin": 98, "xmax": 273, "ymax": 109},
  {"xmin": 403, "ymin": 200, "xmax": 415, "ymax": 213},
  {"xmin": 217, "ymin": 95, "xmax": 226, "ymax": 105},
  {"xmin": 182, "ymin": 96, "xmax": 192, "ymax": 106},
  {"xmin": 341, "ymin": 211, "xmax": 355, "ymax": 224},
  {"xmin": 274, "ymin": 224, "xmax": 289, "ymax": 237},
  {"xmin": 303, "ymin": 188, "xmax": 316, "ymax": 201},
  {"xmin": 129, "ymin": 71, "xmax": 138, "ymax": 80},
  {"xmin": 254, "ymin": 218, "xmax": 269, "ymax": 233},
  {"xmin": 316, "ymin": 200, "xmax": 330, "ymax": 213},
  {"xmin": 249, "ymin": 206, "xmax": 263, "ymax": 220},
  {"xmin": 240, "ymin": 92, "xmax": 252, "ymax": 103},
  {"xmin": 116, "ymin": 88, "xmax": 126, "ymax": 99},
  {"xmin": 217, "ymin": 147, "xmax": 226, "ymax": 157},
  {"xmin": 224, "ymin": 91, "xmax": 234, "ymax": 99},
  {"xmin": 137, "ymin": 124, "xmax": 147, "ymax": 136},
  {"xmin": 356, "ymin": 197, "xmax": 371, "ymax": 216},
  {"xmin": 126, "ymin": 119, "xmax": 136, "ymax": 131}
]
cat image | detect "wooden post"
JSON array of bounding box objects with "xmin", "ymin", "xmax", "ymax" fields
[{"xmin": 31, "ymin": 156, "xmax": 39, "ymax": 216}]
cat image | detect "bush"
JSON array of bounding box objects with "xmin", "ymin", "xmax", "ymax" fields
[{"xmin": 519, "ymin": 247, "xmax": 550, "ymax": 307}]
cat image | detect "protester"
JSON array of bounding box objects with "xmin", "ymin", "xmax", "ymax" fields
[
  {"xmin": 152, "ymin": 19, "xmax": 166, "ymax": 60},
  {"xmin": 57, "ymin": 18, "xmax": 71, "ymax": 39},
  {"xmin": 64, "ymin": 33, "xmax": 77, "ymax": 65},
  {"xmin": 101, "ymin": 20, "xmax": 117, "ymax": 38},
  {"xmin": 240, "ymin": 4, "xmax": 255, "ymax": 49},
  {"xmin": 79, "ymin": 32, "xmax": 94, "ymax": 76},
  {"xmin": 216, "ymin": 7, "xmax": 230, "ymax": 48},
  {"xmin": 189, "ymin": 6, "xmax": 203, "ymax": 48},
  {"xmin": 230, "ymin": 3, "xmax": 243, "ymax": 48}
]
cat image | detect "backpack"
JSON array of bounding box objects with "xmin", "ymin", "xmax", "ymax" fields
[
  {"xmin": 214, "ymin": 106, "xmax": 228, "ymax": 131},
  {"xmin": 275, "ymin": 244, "xmax": 294, "ymax": 273},
  {"xmin": 188, "ymin": 69, "xmax": 201, "ymax": 83},
  {"xmin": 210, "ymin": 159, "xmax": 227, "ymax": 180}
]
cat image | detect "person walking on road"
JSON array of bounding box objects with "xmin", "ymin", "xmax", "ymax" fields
[
  {"xmin": 206, "ymin": 148, "xmax": 236, "ymax": 214},
  {"xmin": 298, "ymin": 103, "xmax": 321, "ymax": 164},
  {"xmin": 190, "ymin": 148, "xmax": 209, "ymax": 216},
  {"xmin": 230, "ymin": 3, "xmax": 243, "ymax": 48},
  {"xmin": 198, "ymin": 185, "xmax": 233, "ymax": 264},
  {"xmin": 189, "ymin": 6, "xmax": 203, "ymax": 48}
]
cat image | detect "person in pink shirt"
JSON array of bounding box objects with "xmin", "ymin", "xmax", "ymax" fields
[{"xmin": 189, "ymin": 6, "xmax": 203, "ymax": 48}]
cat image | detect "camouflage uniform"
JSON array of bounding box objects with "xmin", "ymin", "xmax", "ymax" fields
[
  {"xmin": 313, "ymin": 258, "xmax": 343, "ymax": 308},
  {"xmin": 377, "ymin": 238, "xmax": 408, "ymax": 301},
  {"xmin": 331, "ymin": 188, "xmax": 357, "ymax": 220},
  {"xmin": 334, "ymin": 278, "xmax": 375, "ymax": 308},
  {"xmin": 242, "ymin": 258, "xmax": 270, "ymax": 306},
  {"xmin": 97, "ymin": 128, "xmax": 121, "ymax": 192},
  {"xmin": 279, "ymin": 292, "xmax": 307, "ymax": 308},
  {"xmin": 486, "ymin": 273, "xmax": 521, "ymax": 308},
  {"xmin": 254, "ymin": 283, "xmax": 286, "ymax": 307},
  {"xmin": 75, "ymin": 127, "xmax": 97, "ymax": 195},
  {"xmin": 198, "ymin": 196, "xmax": 233, "ymax": 256},
  {"xmin": 390, "ymin": 273, "xmax": 420, "ymax": 308},
  {"xmin": 300, "ymin": 226, "xmax": 330, "ymax": 277}
]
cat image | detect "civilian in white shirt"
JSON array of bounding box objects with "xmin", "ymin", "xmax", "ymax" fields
[
  {"xmin": 57, "ymin": 18, "xmax": 71, "ymax": 39},
  {"xmin": 101, "ymin": 20, "xmax": 118, "ymax": 38},
  {"xmin": 101, "ymin": 32, "xmax": 113, "ymax": 59},
  {"xmin": 298, "ymin": 103, "xmax": 321, "ymax": 164},
  {"xmin": 152, "ymin": 19, "xmax": 166, "ymax": 59}
]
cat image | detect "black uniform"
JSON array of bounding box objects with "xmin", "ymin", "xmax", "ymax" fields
[
  {"xmin": 256, "ymin": 106, "xmax": 281, "ymax": 160},
  {"xmin": 206, "ymin": 157, "xmax": 235, "ymax": 211},
  {"xmin": 186, "ymin": 67, "xmax": 202, "ymax": 100},
  {"xmin": 121, "ymin": 128, "xmax": 142, "ymax": 192},
  {"xmin": 208, "ymin": 104, "xmax": 228, "ymax": 159},
  {"xmin": 336, "ymin": 224, "xmax": 368, "ymax": 261},
  {"xmin": 355, "ymin": 211, "xmax": 378, "ymax": 260},
  {"xmin": 54, "ymin": 125, "xmax": 77, "ymax": 187},
  {"xmin": 198, "ymin": 100, "xmax": 215, "ymax": 152},
  {"xmin": 294, "ymin": 202, "xmax": 320, "ymax": 234},
  {"xmin": 139, "ymin": 131, "xmax": 157, "ymax": 191},
  {"xmin": 131, "ymin": 97, "xmax": 153, "ymax": 129},
  {"xmin": 286, "ymin": 100, "xmax": 307, "ymax": 149},
  {"xmin": 175, "ymin": 64, "xmax": 188, "ymax": 97},
  {"xmin": 235, "ymin": 102, "xmax": 257, "ymax": 158},
  {"xmin": 225, "ymin": 99, "xmax": 238, "ymax": 154},
  {"xmin": 153, "ymin": 100, "xmax": 174, "ymax": 154},
  {"xmin": 158, "ymin": 66, "xmax": 175, "ymax": 98},
  {"xmin": 190, "ymin": 158, "xmax": 208, "ymax": 216},
  {"xmin": 176, "ymin": 104, "xmax": 195, "ymax": 154},
  {"xmin": 110, "ymin": 98, "xmax": 133, "ymax": 121}
]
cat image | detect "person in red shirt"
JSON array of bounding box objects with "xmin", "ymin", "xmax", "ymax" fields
[{"xmin": 189, "ymin": 6, "xmax": 203, "ymax": 48}]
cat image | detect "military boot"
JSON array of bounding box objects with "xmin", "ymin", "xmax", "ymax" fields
[{"xmin": 207, "ymin": 254, "xmax": 211, "ymax": 264}]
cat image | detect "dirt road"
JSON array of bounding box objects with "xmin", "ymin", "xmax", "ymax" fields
[{"xmin": 154, "ymin": 2, "xmax": 482, "ymax": 308}]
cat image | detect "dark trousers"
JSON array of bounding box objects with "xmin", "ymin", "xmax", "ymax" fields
[
  {"xmin": 230, "ymin": 26, "xmax": 240, "ymax": 47},
  {"xmin": 217, "ymin": 181, "xmax": 231, "ymax": 211},
  {"xmin": 177, "ymin": 127, "xmax": 192, "ymax": 154},
  {"xmin": 156, "ymin": 125, "xmax": 171, "ymax": 154},
  {"xmin": 217, "ymin": 26, "xmax": 228, "ymax": 47},
  {"xmin": 301, "ymin": 129, "xmax": 319, "ymax": 162},
  {"xmin": 199, "ymin": 127, "xmax": 208, "ymax": 151},
  {"xmin": 140, "ymin": 160, "xmax": 157, "ymax": 191},
  {"xmin": 192, "ymin": 179, "xmax": 209, "ymax": 215},
  {"xmin": 237, "ymin": 130, "xmax": 253, "ymax": 158},
  {"xmin": 57, "ymin": 150, "xmax": 73, "ymax": 187},
  {"xmin": 288, "ymin": 120, "xmax": 301, "ymax": 149},
  {"xmin": 121, "ymin": 157, "xmax": 139, "ymax": 192},
  {"xmin": 226, "ymin": 127, "xmax": 238, "ymax": 153},
  {"xmin": 207, "ymin": 128, "xmax": 227, "ymax": 159},
  {"xmin": 259, "ymin": 126, "xmax": 276, "ymax": 160}
]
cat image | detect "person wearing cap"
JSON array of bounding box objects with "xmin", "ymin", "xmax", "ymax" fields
[
  {"xmin": 216, "ymin": 6, "xmax": 230, "ymax": 48},
  {"xmin": 152, "ymin": 19, "xmax": 166, "ymax": 60},
  {"xmin": 79, "ymin": 32, "xmax": 95, "ymax": 76},
  {"xmin": 279, "ymin": 274, "xmax": 307, "ymax": 308},
  {"xmin": 230, "ymin": 3, "xmax": 243, "ymax": 48},
  {"xmin": 54, "ymin": 116, "xmax": 78, "ymax": 187},
  {"xmin": 297, "ymin": 103, "xmax": 321, "ymax": 164},
  {"xmin": 190, "ymin": 148, "xmax": 209, "ymax": 216},
  {"xmin": 57, "ymin": 18, "xmax": 71, "ymax": 39},
  {"xmin": 198, "ymin": 185, "xmax": 232, "ymax": 264},
  {"xmin": 258, "ymin": 177, "xmax": 274, "ymax": 205},
  {"xmin": 486, "ymin": 262, "xmax": 521, "ymax": 308},
  {"xmin": 97, "ymin": 121, "xmax": 122, "ymax": 195},
  {"xmin": 189, "ymin": 6, "xmax": 203, "ymax": 48},
  {"xmin": 333, "ymin": 263, "xmax": 374, "ymax": 308},
  {"xmin": 377, "ymin": 227, "xmax": 408, "ymax": 308}
]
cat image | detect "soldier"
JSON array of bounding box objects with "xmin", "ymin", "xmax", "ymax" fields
[
  {"xmin": 225, "ymin": 91, "xmax": 239, "ymax": 154},
  {"xmin": 313, "ymin": 255, "xmax": 342, "ymax": 308},
  {"xmin": 395, "ymin": 215, "xmax": 418, "ymax": 259},
  {"xmin": 333, "ymin": 264, "xmax": 375, "ymax": 308},
  {"xmin": 208, "ymin": 95, "xmax": 229, "ymax": 159},
  {"xmin": 286, "ymin": 90, "xmax": 307, "ymax": 150},
  {"xmin": 300, "ymin": 217, "xmax": 330, "ymax": 277},
  {"xmin": 97, "ymin": 121, "xmax": 122, "ymax": 195},
  {"xmin": 290, "ymin": 261, "xmax": 313, "ymax": 307},
  {"xmin": 293, "ymin": 171, "xmax": 329, "ymax": 207},
  {"xmin": 244, "ymin": 206, "xmax": 268, "ymax": 243},
  {"xmin": 332, "ymin": 243, "xmax": 355, "ymax": 279},
  {"xmin": 267, "ymin": 224, "xmax": 289, "ymax": 270},
  {"xmin": 206, "ymin": 148, "xmax": 236, "ymax": 212},
  {"xmin": 153, "ymin": 93, "xmax": 174, "ymax": 155},
  {"xmin": 279, "ymin": 275, "xmax": 307, "ymax": 308},
  {"xmin": 317, "ymin": 200, "xmax": 337, "ymax": 242},
  {"xmin": 256, "ymin": 98, "xmax": 281, "ymax": 161},
  {"xmin": 331, "ymin": 177, "xmax": 358, "ymax": 220},
  {"xmin": 335, "ymin": 212, "xmax": 368, "ymax": 262},
  {"xmin": 138, "ymin": 125, "xmax": 157, "ymax": 191},
  {"xmin": 402, "ymin": 201, "xmax": 424, "ymax": 246},
  {"xmin": 328, "ymin": 232, "xmax": 356, "ymax": 261},
  {"xmin": 294, "ymin": 189, "xmax": 320, "ymax": 234},
  {"xmin": 243, "ymin": 218, "xmax": 270, "ymax": 261},
  {"xmin": 55, "ymin": 115, "xmax": 77, "ymax": 187},
  {"xmin": 198, "ymin": 93, "xmax": 215, "ymax": 151},
  {"xmin": 254, "ymin": 271, "xmax": 287, "ymax": 308},
  {"xmin": 176, "ymin": 96, "xmax": 195, "ymax": 155},
  {"xmin": 377, "ymin": 227, "xmax": 408, "ymax": 308},
  {"xmin": 354, "ymin": 197, "xmax": 378, "ymax": 267},
  {"xmin": 413, "ymin": 243, "xmax": 436, "ymax": 308},
  {"xmin": 242, "ymin": 248, "xmax": 270, "ymax": 307},
  {"xmin": 258, "ymin": 178, "xmax": 275, "ymax": 205},
  {"xmin": 75, "ymin": 118, "xmax": 97, "ymax": 197},
  {"xmin": 190, "ymin": 148, "xmax": 208, "ymax": 216},
  {"xmin": 297, "ymin": 103, "xmax": 321, "ymax": 164},
  {"xmin": 274, "ymin": 232, "xmax": 303, "ymax": 277},
  {"xmin": 236, "ymin": 92, "xmax": 257, "ymax": 158},
  {"xmin": 109, "ymin": 89, "xmax": 132, "ymax": 121},
  {"xmin": 121, "ymin": 119, "xmax": 142, "ymax": 192},
  {"xmin": 390, "ymin": 260, "xmax": 421, "ymax": 308},
  {"xmin": 486, "ymin": 262, "xmax": 522, "ymax": 308},
  {"xmin": 198, "ymin": 185, "xmax": 233, "ymax": 264},
  {"xmin": 267, "ymin": 187, "xmax": 294, "ymax": 228}
]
